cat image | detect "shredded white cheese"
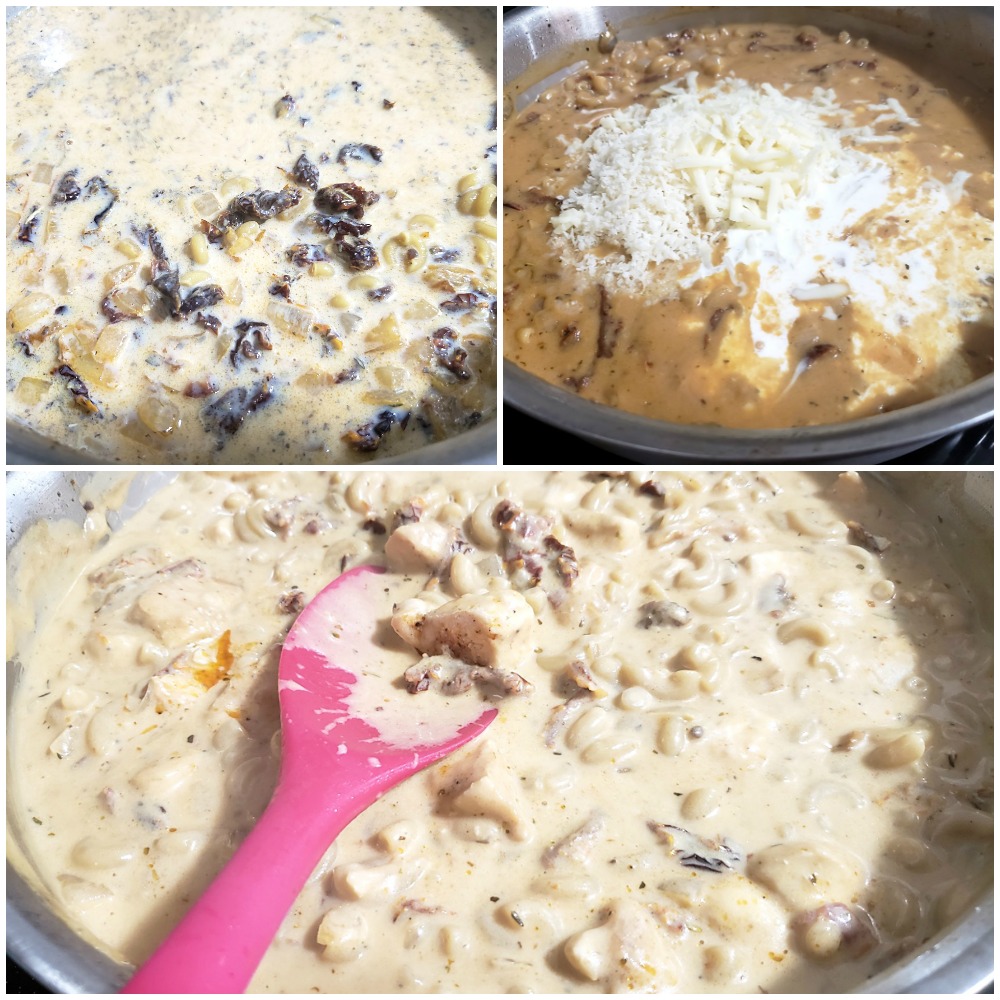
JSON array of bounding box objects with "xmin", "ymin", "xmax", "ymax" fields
[
  {"xmin": 552, "ymin": 74, "xmax": 887, "ymax": 286},
  {"xmin": 552, "ymin": 74, "xmax": 990, "ymax": 365}
]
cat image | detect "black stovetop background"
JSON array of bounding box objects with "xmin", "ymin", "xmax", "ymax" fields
[{"xmin": 502, "ymin": 406, "xmax": 995, "ymax": 465}]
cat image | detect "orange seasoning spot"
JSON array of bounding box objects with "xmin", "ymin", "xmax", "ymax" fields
[{"xmin": 191, "ymin": 629, "xmax": 233, "ymax": 689}]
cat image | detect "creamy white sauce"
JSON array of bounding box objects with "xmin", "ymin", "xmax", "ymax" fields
[
  {"xmin": 6, "ymin": 471, "xmax": 993, "ymax": 993},
  {"xmin": 6, "ymin": 7, "xmax": 497, "ymax": 462}
]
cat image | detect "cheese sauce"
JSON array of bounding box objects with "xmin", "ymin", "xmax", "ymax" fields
[
  {"xmin": 6, "ymin": 471, "xmax": 993, "ymax": 993},
  {"xmin": 6, "ymin": 7, "xmax": 497, "ymax": 462},
  {"xmin": 504, "ymin": 20, "xmax": 993, "ymax": 428}
]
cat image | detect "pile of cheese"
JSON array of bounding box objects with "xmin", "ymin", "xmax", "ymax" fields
[
  {"xmin": 552, "ymin": 73, "xmax": 893, "ymax": 289},
  {"xmin": 551, "ymin": 73, "xmax": 993, "ymax": 366}
]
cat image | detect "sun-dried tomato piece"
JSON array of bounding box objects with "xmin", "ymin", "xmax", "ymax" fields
[
  {"xmin": 286, "ymin": 243, "xmax": 330, "ymax": 267},
  {"xmin": 202, "ymin": 379, "xmax": 274, "ymax": 438},
  {"xmin": 52, "ymin": 172, "xmax": 81, "ymax": 204},
  {"xmin": 430, "ymin": 328, "xmax": 471, "ymax": 381},
  {"xmin": 291, "ymin": 152, "xmax": 320, "ymax": 191},
  {"xmin": 314, "ymin": 182, "xmax": 379, "ymax": 220},
  {"xmin": 343, "ymin": 408, "xmax": 398, "ymax": 451},
  {"xmin": 336, "ymin": 142, "xmax": 383, "ymax": 165},
  {"xmin": 216, "ymin": 187, "xmax": 302, "ymax": 229}
]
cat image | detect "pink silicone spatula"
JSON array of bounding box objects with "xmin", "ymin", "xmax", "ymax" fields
[{"xmin": 123, "ymin": 564, "xmax": 496, "ymax": 994}]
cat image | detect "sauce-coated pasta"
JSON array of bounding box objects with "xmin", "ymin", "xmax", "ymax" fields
[{"xmin": 6, "ymin": 471, "xmax": 993, "ymax": 992}]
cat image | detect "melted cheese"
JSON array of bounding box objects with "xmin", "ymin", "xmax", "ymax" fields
[{"xmin": 5, "ymin": 470, "xmax": 995, "ymax": 994}]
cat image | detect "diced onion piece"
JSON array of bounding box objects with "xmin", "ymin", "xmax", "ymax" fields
[
  {"xmin": 137, "ymin": 396, "xmax": 179, "ymax": 436},
  {"xmin": 341, "ymin": 311, "xmax": 363, "ymax": 337},
  {"xmin": 363, "ymin": 388, "xmax": 418, "ymax": 407},
  {"xmin": 226, "ymin": 235, "xmax": 253, "ymax": 257},
  {"xmin": 107, "ymin": 286, "xmax": 150, "ymax": 318},
  {"xmin": 266, "ymin": 299, "xmax": 315, "ymax": 337},
  {"xmin": 295, "ymin": 370, "xmax": 336, "ymax": 389},
  {"xmin": 8, "ymin": 293, "xmax": 54, "ymax": 333},
  {"xmin": 192, "ymin": 192, "xmax": 221, "ymax": 217},
  {"xmin": 56, "ymin": 322, "xmax": 99, "ymax": 361},
  {"xmin": 365, "ymin": 314, "xmax": 402, "ymax": 352},
  {"xmin": 403, "ymin": 299, "xmax": 438, "ymax": 320},
  {"xmin": 52, "ymin": 263, "xmax": 72, "ymax": 294},
  {"xmin": 14, "ymin": 376, "xmax": 52, "ymax": 405},
  {"xmin": 423, "ymin": 264, "xmax": 475, "ymax": 294},
  {"xmin": 220, "ymin": 176, "xmax": 253, "ymax": 199},
  {"xmin": 71, "ymin": 353, "xmax": 118, "ymax": 390},
  {"xmin": 94, "ymin": 324, "xmax": 130, "ymax": 363},
  {"xmin": 104, "ymin": 261, "xmax": 140, "ymax": 291},
  {"xmin": 373, "ymin": 365, "xmax": 409, "ymax": 391},
  {"xmin": 116, "ymin": 239, "xmax": 143, "ymax": 260}
]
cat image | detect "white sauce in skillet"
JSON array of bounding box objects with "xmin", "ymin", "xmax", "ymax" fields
[
  {"xmin": 6, "ymin": 471, "xmax": 993, "ymax": 992},
  {"xmin": 7, "ymin": 7, "xmax": 496, "ymax": 462}
]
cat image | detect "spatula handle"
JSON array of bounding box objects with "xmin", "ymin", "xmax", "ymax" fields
[{"xmin": 121, "ymin": 780, "xmax": 358, "ymax": 994}]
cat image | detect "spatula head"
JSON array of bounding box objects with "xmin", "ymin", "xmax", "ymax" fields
[{"xmin": 277, "ymin": 564, "xmax": 496, "ymax": 778}]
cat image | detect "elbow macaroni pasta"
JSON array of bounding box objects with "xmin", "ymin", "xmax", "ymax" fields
[{"xmin": 5, "ymin": 470, "xmax": 993, "ymax": 994}]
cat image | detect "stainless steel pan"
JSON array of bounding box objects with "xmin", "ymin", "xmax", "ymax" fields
[
  {"xmin": 503, "ymin": 7, "xmax": 994, "ymax": 463},
  {"xmin": 5, "ymin": 470, "xmax": 994, "ymax": 992}
]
